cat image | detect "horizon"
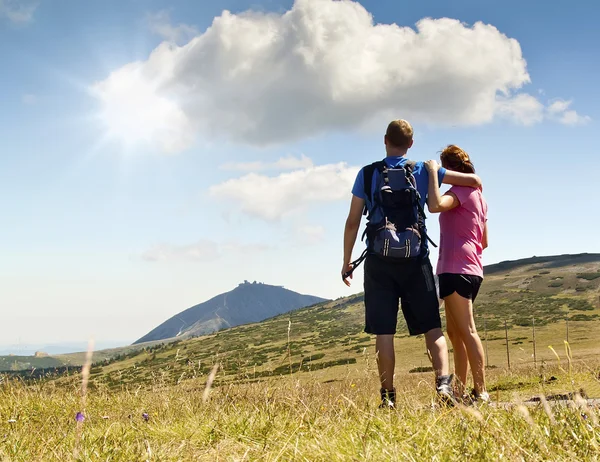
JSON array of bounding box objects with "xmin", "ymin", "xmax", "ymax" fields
[
  {"xmin": 1, "ymin": 0, "xmax": 599, "ymax": 348},
  {"xmin": 1, "ymin": 252, "xmax": 597, "ymax": 354}
]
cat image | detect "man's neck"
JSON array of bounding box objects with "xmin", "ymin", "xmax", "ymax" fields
[{"xmin": 385, "ymin": 149, "xmax": 408, "ymax": 158}]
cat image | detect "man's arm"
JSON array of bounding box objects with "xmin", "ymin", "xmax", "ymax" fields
[
  {"xmin": 342, "ymin": 195, "xmax": 365, "ymax": 287},
  {"xmin": 442, "ymin": 169, "xmax": 482, "ymax": 187}
]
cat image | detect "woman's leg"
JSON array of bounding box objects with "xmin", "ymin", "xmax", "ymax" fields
[
  {"xmin": 445, "ymin": 304, "xmax": 468, "ymax": 395},
  {"xmin": 445, "ymin": 292, "xmax": 486, "ymax": 394}
]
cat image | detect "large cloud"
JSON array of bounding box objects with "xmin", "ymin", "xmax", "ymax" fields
[
  {"xmin": 209, "ymin": 161, "xmax": 359, "ymax": 221},
  {"xmin": 92, "ymin": 0, "xmax": 588, "ymax": 152}
]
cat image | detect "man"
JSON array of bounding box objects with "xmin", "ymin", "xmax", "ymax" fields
[{"xmin": 342, "ymin": 119, "xmax": 481, "ymax": 408}]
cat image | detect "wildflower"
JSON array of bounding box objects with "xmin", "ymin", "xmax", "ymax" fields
[
  {"xmin": 75, "ymin": 412, "xmax": 85, "ymax": 423},
  {"xmin": 142, "ymin": 412, "xmax": 149, "ymax": 422}
]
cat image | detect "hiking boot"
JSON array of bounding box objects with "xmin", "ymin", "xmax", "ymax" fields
[
  {"xmin": 379, "ymin": 388, "xmax": 396, "ymax": 409},
  {"xmin": 436, "ymin": 374, "xmax": 456, "ymax": 406}
]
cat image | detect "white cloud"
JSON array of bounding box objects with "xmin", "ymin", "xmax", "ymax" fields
[
  {"xmin": 547, "ymin": 99, "xmax": 571, "ymax": 115},
  {"xmin": 21, "ymin": 93, "xmax": 37, "ymax": 105},
  {"xmin": 92, "ymin": 0, "xmax": 590, "ymax": 152},
  {"xmin": 210, "ymin": 162, "xmax": 359, "ymax": 221},
  {"xmin": 141, "ymin": 239, "xmax": 269, "ymax": 262},
  {"xmin": 557, "ymin": 110, "xmax": 590, "ymax": 126},
  {"xmin": 496, "ymin": 93, "xmax": 545, "ymax": 126},
  {"xmin": 546, "ymin": 99, "xmax": 590, "ymax": 126},
  {"xmin": 0, "ymin": 0, "xmax": 37, "ymax": 23},
  {"xmin": 220, "ymin": 154, "xmax": 314, "ymax": 172},
  {"xmin": 92, "ymin": 0, "xmax": 566, "ymax": 152},
  {"xmin": 146, "ymin": 10, "xmax": 199, "ymax": 44}
]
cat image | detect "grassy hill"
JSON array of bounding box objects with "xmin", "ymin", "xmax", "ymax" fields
[
  {"xmin": 78, "ymin": 253, "xmax": 600, "ymax": 390},
  {"xmin": 2, "ymin": 253, "xmax": 600, "ymax": 461},
  {"xmin": 2, "ymin": 253, "xmax": 598, "ymax": 378},
  {"xmin": 0, "ymin": 355, "xmax": 63, "ymax": 371}
]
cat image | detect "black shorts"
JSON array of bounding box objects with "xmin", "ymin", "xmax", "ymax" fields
[
  {"xmin": 363, "ymin": 255, "xmax": 441, "ymax": 336},
  {"xmin": 438, "ymin": 273, "xmax": 483, "ymax": 302}
]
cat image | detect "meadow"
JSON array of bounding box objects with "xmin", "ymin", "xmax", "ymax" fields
[
  {"xmin": 1, "ymin": 356, "xmax": 599, "ymax": 461},
  {"xmin": 1, "ymin": 256, "xmax": 599, "ymax": 460}
]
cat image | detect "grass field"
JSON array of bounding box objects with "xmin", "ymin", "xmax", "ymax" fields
[
  {"xmin": 1, "ymin": 255, "xmax": 599, "ymax": 460},
  {"xmin": 1, "ymin": 358, "xmax": 599, "ymax": 461}
]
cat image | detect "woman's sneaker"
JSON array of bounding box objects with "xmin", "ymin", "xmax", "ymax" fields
[
  {"xmin": 473, "ymin": 391, "xmax": 491, "ymax": 404},
  {"xmin": 465, "ymin": 389, "xmax": 491, "ymax": 405},
  {"xmin": 379, "ymin": 388, "xmax": 396, "ymax": 409}
]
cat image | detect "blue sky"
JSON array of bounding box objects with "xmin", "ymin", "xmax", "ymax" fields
[{"xmin": 1, "ymin": 0, "xmax": 598, "ymax": 351}]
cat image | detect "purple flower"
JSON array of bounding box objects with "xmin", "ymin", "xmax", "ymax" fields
[
  {"xmin": 142, "ymin": 412, "xmax": 149, "ymax": 422},
  {"xmin": 75, "ymin": 412, "xmax": 85, "ymax": 423}
]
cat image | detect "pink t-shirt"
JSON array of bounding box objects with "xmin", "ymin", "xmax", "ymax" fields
[{"xmin": 437, "ymin": 186, "xmax": 488, "ymax": 278}]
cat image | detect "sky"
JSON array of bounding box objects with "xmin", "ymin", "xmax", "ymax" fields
[{"xmin": 1, "ymin": 0, "xmax": 598, "ymax": 352}]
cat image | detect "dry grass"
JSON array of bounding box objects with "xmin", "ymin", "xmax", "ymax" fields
[{"xmin": 1, "ymin": 359, "xmax": 599, "ymax": 461}]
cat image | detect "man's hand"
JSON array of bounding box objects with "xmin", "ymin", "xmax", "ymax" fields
[
  {"xmin": 425, "ymin": 160, "xmax": 440, "ymax": 173},
  {"xmin": 343, "ymin": 195, "xmax": 364, "ymax": 287},
  {"xmin": 342, "ymin": 263, "xmax": 354, "ymax": 287}
]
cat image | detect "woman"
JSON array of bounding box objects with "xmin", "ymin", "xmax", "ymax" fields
[{"xmin": 425, "ymin": 145, "xmax": 489, "ymax": 403}]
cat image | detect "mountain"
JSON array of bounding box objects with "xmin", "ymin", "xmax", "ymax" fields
[{"xmin": 133, "ymin": 282, "xmax": 328, "ymax": 344}]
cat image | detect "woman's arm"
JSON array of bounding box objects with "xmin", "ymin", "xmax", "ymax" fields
[
  {"xmin": 482, "ymin": 222, "xmax": 489, "ymax": 250},
  {"xmin": 442, "ymin": 169, "xmax": 482, "ymax": 187},
  {"xmin": 425, "ymin": 160, "xmax": 460, "ymax": 213}
]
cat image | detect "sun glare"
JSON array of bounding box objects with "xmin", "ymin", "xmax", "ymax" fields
[{"xmin": 91, "ymin": 66, "xmax": 192, "ymax": 153}]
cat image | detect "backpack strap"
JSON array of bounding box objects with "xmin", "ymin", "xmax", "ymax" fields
[
  {"xmin": 362, "ymin": 161, "xmax": 385, "ymax": 217},
  {"xmin": 342, "ymin": 248, "xmax": 368, "ymax": 280},
  {"xmin": 404, "ymin": 160, "xmax": 417, "ymax": 171},
  {"xmin": 403, "ymin": 160, "xmax": 417, "ymax": 189},
  {"xmin": 404, "ymin": 160, "xmax": 439, "ymax": 250}
]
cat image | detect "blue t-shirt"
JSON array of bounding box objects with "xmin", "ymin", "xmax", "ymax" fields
[{"xmin": 351, "ymin": 156, "xmax": 446, "ymax": 251}]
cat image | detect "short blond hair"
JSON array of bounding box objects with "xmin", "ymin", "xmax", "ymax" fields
[{"xmin": 385, "ymin": 119, "xmax": 413, "ymax": 149}]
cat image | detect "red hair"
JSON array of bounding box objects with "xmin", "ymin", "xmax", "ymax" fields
[{"xmin": 440, "ymin": 145, "xmax": 475, "ymax": 174}]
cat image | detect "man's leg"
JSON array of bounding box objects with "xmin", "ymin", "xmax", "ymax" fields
[
  {"xmin": 375, "ymin": 334, "xmax": 395, "ymax": 390},
  {"xmin": 401, "ymin": 258, "xmax": 454, "ymax": 402},
  {"xmin": 364, "ymin": 256, "xmax": 399, "ymax": 406},
  {"xmin": 424, "ymin": 328, "xmax": 449, "ymax": 377}
]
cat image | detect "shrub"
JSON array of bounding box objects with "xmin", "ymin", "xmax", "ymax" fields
[{"xmin": 577, "ymin": 272, "xmax": 600, "ymax": 280}]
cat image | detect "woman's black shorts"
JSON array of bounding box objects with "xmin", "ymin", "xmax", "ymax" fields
[{"xmin": 438, "ymin": 273, "xmax": 483, "ymax": 302}]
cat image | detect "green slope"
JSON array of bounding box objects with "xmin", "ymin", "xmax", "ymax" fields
[
  {"xmin": 0, "ymin": 355, "xmax": 63, "ymax": 371},
  {"xmin": 84, "ymin": 253, "xmax": 600, "ymax": 389}
]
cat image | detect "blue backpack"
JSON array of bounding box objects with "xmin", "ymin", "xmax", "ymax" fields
[{"xmin": 344, "ymin": 160, "xmax": 437, "ymax": 279}]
